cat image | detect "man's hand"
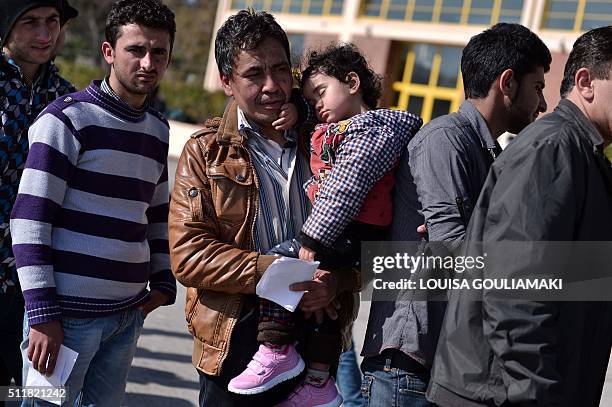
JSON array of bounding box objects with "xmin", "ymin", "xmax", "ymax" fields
[
  {"xmin": 304, "ymin": 299, "xmax": 341, "ymax": 323},
  {"xmin": 273, "ymin": 103, "xmax": 298, "ymax": 131},
  {"xmin": 28, "ymin": 320, "xmax": 64, "ymax": 376},
  {"xmin": 290, "ymin": 269, "xmax": 338, "ymax": 314},
  {"xmin": 417, "ymin": 224, "xmax": 427, "ymax": 235},
  {"xmin": 299, "ymin": 246, "xmax": 316, "ymax": 261},
  {"xmin": 139, "ymin": 289, "xmax": 171, "ymax": 316}
]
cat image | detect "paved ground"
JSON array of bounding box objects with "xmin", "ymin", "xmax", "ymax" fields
[
  {"xmin": 124, "ymin": 284, "xmax": 199, "ymax": 406},
  {"xmin": 123, "ymin": 283, "xmax": 372, "ymax": 407},
  {"xmin": 122, "ymin": 128, "xmax": 612, "ymax": 406},
  {"xmin": 124, "ymin": 288, "xmax": 612, "ymax": 406}
]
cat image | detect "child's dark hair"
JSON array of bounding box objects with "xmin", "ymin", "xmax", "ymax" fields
[{"xmin": 301, "ymin": 43, "xmax": 382, "ymax": 109}]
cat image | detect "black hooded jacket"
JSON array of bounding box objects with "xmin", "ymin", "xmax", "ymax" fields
[{"xmin": 427, "ymin": 99, "xmax": 612, "ymax": 407}]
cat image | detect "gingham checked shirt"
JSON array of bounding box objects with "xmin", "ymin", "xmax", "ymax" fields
[{"xmin": 301, "ymin": 109, "xmax": 422, "ymax": 248}]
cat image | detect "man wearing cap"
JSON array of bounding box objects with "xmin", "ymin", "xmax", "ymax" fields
[
  {"xmin": 0, "ymin": 0, "xmax": 75, "ymax": 392},
  {"xmin": 53, "ymin": 0, "xmax": 78, "ymax": 58}
]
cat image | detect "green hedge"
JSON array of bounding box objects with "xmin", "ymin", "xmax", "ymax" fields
[
  {"xmin": 158, "ymin": 80, "xmax": 227, "ymax": 123},
  {"xmin": 54, "ymin": 59, "xmax": 227, "ymax": 124},
  {"xmin": 55, "ymin": 58, "xmax": 105, "ymax": 90}
]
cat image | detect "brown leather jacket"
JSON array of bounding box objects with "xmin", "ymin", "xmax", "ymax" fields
[{"xmin": 169, "ymin": 101, "xmax": 359, "ymax": 376}]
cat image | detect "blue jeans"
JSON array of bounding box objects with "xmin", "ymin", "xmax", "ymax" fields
[
  {"xmin": 20, "ymin": 308, "xmax": 145, "ymax": 407},
  {"xmin": 337, "ymin": 341, "xmax": 365, "ymax": 407},
  {"xmin": 360, "ymin": 357, "xmax": 433, "ymax": 407},
  {"xmin": 197, "ymin": 299, "xmax": 298, "ymax": 406}
]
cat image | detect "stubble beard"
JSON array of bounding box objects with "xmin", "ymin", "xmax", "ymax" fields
[
  {"xmin": 5, "ymin": 43, "xmax": 52, "ymax": 68},
  {"xmin": 114, "ymin": 65, "xmax": 158, "ymax": 97},
  {"xmin": 506, "ymin": 91, "xmax": 533, "ymax": 135}
]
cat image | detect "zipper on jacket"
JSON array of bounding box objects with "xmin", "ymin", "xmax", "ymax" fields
[{"xmin": 220, "ymin": 145, "xmax": 259, "ymax": 372}]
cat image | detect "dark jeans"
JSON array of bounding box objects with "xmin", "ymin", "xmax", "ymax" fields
[
  {"xmin": 337, "ymin": 341, "xmax": 365, "ymax": 407},
  {"xmin": 0, "ymin": 290, "xmax": 24, "ymax": 386},
  {"xmin": 198, "ymin": 296, "xmax": 301, "ymax": 407},
  {"xmin": 198, "ymin": 369, "xmax": 298, "ymax": 407},
  {"xmin": 360, "ymin": 356, "xmax": 434, "ymax": 407},
  {"xmin": 0, "ymin": 290, "xmax": 24, "ymax": 407}
]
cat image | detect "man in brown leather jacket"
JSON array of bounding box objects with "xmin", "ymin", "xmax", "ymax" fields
[{"xmin": 168, "ymin": 9, "xmax": 359, "ymax": 406}]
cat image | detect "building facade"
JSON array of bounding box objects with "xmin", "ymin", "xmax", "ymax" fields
[{"xmin": 204, "ymin": 0, "xmax": 612, "ymax": 123}]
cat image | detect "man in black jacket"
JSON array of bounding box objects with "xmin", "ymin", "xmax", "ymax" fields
[
  {"xmin": 361, "ymin": 23, "xmax": 551, "ymax": 407},
  {"xmin": 427, "ymin": 26, "xmax": 612, "ymax": 407}
]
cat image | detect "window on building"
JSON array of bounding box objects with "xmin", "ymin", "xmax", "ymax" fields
[
  {"xmin": 543, "ymin": 0, "xmax": 612, "ymax": 31},
  {"xmin": 288, "ymin": 34, "xmax": 305, "ymax": 65},
  {"xmin": 361, "ymin": 0, "xmax": 523, "ymax": 24},
  {"xmin": 230, "ymin": 0, "xmax": 344, "ymax": 15},
  {"xmin": 391, "ymin": 43, "xmax": 463, "ymax": 123}
]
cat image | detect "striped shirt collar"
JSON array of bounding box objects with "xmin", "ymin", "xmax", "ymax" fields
[
  {"xmin": 235, "ymin": 106, "xmax": 309, "ymax": 253},
  {"xmin": 236, "ymin": 107, "xmax": 297, "ymax": 147}
]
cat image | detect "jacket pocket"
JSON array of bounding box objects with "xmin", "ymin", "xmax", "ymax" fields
[
  {"xmin": 187, "ymin": 187, "xmax": 212, "ymax": 222},
  {"xmin": 207, "ymin": 165, "xmax": 253, "ymax": 226},
  {"xmin": 185, "ymin": 287, "xmax": 202, "ymax": 336},
  {"xmin": 207, "ymin": 162, "xmax": 253, "ymax": 186},
  {"xmin": 455, "ymin": 196, "xmax": 472, "ymax": 226},
  {"xmin": 187, "ymin": 187, "xmax": 202, "ymax": 221},
  {"xmin": 189, "ymin": 291, "xmax": 233, "ymax": 346}
]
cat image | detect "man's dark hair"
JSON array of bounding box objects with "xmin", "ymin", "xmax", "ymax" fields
[
  {"xmin": 462, "ymin": 23, "xmax": 551, "ymax": 99},
  {"xmin": 560, "ymin": 26, "xmax": 612, "ymax": 98},
  {"xmin": 105, "ymin": 0, "xmax": 176, "ymax": 50},
  {"xmin": 301, "ymin": 43, "xmax": 382, "ymax": 109},
  {"xmin": 215, "ymin": 9, "xmax": 290, "ymax": 78}
]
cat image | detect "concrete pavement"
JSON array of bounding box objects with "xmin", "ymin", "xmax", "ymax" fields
[
  {"xmin": 125, "ymin": 284, "xmax": 198, "ymax": 406},
  {"xmin": 124, "ymin": 284, "xmax": 372, "ymax": 407},
  {"xmin": 125, "ymin": 285, "xmax": 612, "ymax": 406},
  {"xmin": 124, "ymin": 148, "xmax": 198, "ymax": 406}
]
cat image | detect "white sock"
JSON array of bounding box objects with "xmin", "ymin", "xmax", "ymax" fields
[{"xmin": 304, "ymin": 368, "xmax": 329, "ymax": 387}]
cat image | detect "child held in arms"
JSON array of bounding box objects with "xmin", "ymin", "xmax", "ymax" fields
[{"xmin": 229, "ymin": 43, "xmax": 423, "ymax": 406}]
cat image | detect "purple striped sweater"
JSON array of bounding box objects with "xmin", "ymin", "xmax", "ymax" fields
[{"xmin": 10, "ymin": 80, "xmax": 176, "ymax": 326}]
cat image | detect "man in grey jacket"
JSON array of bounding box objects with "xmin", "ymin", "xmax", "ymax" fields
[
  {"xmin": 360, "ymin": 23, "xmax": 551, "ymax": 406},
  {"xmin": 428, "ymin": 26, "xmax": 612, "ymax": 407}
]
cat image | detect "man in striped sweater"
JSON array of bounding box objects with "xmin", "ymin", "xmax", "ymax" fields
[{"xmin": 10, "ymin": 0, "xmax": 176, "ymax": 405}]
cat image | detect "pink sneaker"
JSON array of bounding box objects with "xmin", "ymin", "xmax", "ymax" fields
[
  {"xmin": 228, "ymin": 344, "xmax": 305, "ymax": 395},
  {"xmin": 275, "ymin": 378, "xmax": 343, "ymax": 407}
]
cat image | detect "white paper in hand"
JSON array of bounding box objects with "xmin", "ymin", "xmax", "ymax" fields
[
  {"xmin": 256, "ymin": 257, "xmax": 319, "ymax": 312},
  {"xmin": 26, "ymin": 344, "xmax": 78, "ymax": 405}
]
